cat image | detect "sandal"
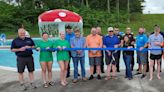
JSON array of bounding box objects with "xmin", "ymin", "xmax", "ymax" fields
[
  {"xmin": 112, "ymin": 76, "xmax": 116, "ymax": 79},
  {"xmin": 43, "ymin": 83, "xmax": 48, "ymax": 88},
  {"xmin": 61, "ymin": 82, "xmax": 66, "ymax": 86},
  {"xmin": 64, "ymin": 81, "xmax": 68, "ymax": 85},
  {"xmin": 105, "ymin": 76, "xmax": 110, "ymax": 80},
  {"xmin": 49, "ymin": 81, "xmax": 55, "ymax": 86}
]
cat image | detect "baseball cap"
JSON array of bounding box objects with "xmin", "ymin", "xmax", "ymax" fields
[{"xmin": 107, "ymin": 27, "xmax": 114, "ymax": 32}]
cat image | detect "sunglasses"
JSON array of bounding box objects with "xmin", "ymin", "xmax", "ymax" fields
[{"xmin": 108, "ymin": 31, "xmax": 113, "ymax": 32}]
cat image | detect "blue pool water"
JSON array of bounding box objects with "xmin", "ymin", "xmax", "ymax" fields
[
  {"xmin": 0, "ymin": 38, "xmax": 139, "ymax": 70},
  {"xmin": 0, "ymin": 38, "xmax": 91, "ymax": 70},
  {"xmin": 0, "ymin": 49, "xmax": 91, "ymax": 70},
  {"xmin": 0, "ymin": 49, "xmax": 139, "ymax": 70}
]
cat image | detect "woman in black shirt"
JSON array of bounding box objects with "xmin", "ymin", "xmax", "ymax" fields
[{"xmin": 123, "ymin": 36, "xmax": 133, "ymax": 80}]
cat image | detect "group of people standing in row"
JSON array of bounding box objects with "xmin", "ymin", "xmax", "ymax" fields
[{"xmin": 11, "ymin": 25, "xmax": 164, "ymax": 89}]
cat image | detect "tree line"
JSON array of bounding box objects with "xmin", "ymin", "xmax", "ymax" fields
[{"xmin": 0, "ymin": 0, "xmax": 144, "ymax": 33}]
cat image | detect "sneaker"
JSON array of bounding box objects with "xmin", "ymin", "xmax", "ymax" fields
[
  {"xmin": 128, "ymin": 77, "xmax": 133, "ymax": 80},
  {"xmin": 49, "ymin": 81, "xmax": 55, "ymax": 86},
  {"xmin": 135, "ymin": 72, "xmax": 142, "ymax": 75},
  {"xmin": 141, "ymin": 74, "xmax": 146, "ymax": 79},
  {"xmin": 20, "ymin": 83, "xmax": 27, "ymax": 91},
  {"xmin": 101, "ymin": 69, "xmax": 105, "ymax": 73},
  {"xmin": 43, "ymin": 83, "xmax": 48, "ymax": 88},
  {"xmin": 66, "ymin": 74, "xmax": 70, "ymax": 78},
  {"xmin": 97, "ymin": 75, "xmax": 101, "ymax": 80},
  {"xmin": 117, "ymin": 70, "xmax": 120, "ymax": 72},
  {"xmin": 30, "ymin": 82, "xmax": 37, "ymax": 89},
  {"xmin": 125, "ymin": 76, "xmax": 128, "ymax": 78},
  {"xmin": 72, "ymin": 79, "xmax": 78, "ymax": 83},
  {"xmin": 82, "ymin": 77, "xmax": 88, "ymax": 81},
  {"xmin": 88, "ymin": 75, "xmax": 94, "ymax": 80}
]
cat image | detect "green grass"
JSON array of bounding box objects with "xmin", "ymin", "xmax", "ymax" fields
[
  {"xmin": 127, "ymin": 14, "xmax": 164, "ymax": 35},
  {"xmin": 82, "ymin": 14, "xmax": 164, "ymax": 36},
  {"xmin": 3, "ymin": 14, "xmax": 164, "ymax": 39}
]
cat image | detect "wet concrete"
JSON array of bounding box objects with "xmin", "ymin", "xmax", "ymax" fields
[{"xmin": 0, "ymin": 69, "xmax": 164, "ymax": 92}]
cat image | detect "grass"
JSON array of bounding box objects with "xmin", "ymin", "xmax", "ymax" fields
[
  {"xmin": 127, "ymin": 14, "xmax": 164, "ymax": 35},
  {"xmin": 2, "ymin": 14, "xmax": 164, "ymax": 39},
  {"xmin": 82, "ymin": 14, "xmax": 164, "ymax": 37}
]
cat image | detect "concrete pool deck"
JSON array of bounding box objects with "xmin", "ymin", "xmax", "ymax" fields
[
  {"xmin": 0, "ymin": 46, "xmax": 10, "ymax": 49},
  {"xmin": 1, "ymin": 69, "xmax": 164, "ymax": 92}
]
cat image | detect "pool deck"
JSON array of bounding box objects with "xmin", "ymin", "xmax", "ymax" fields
[
  {"xmin": 0, "ymin": 46, "xmax": 10, "ymax": 49},
  {"xmin": 1, "ymin": 69, "xmax": 164, "ymax": 92}
]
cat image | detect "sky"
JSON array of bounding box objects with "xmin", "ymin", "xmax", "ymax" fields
[{"xmin": 143, "ymin": 0, "xmax": 164, "ymax": 14}]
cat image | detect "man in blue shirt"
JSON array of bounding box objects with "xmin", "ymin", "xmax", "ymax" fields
[
  {"xmin": 65, "ymin": 25, "xmax": 75, "ymax": 42},
  {"xmin": 65, "ymin": 25, "xmax": 75, "ymax": 78},
  {"xmin": 70, "ymin": 29, "xmax": 87, "ymax": 83},
  {"xmin": 136, "ymin": 27, "xmax": 148, "ymax": 79},
  {"xmin": 103, "ymin": 27, "xmax": 120, "ymax": 80}
]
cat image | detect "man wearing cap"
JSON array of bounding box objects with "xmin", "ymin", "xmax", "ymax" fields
[
  {"xmin": 70, "ymin": 29, "xmax": 87, "ymax": 83},
  {"xmin": 103, "ymin": 27, "xmax": 120, "ymax": 80},
  {"xmin": 86, "ymin": 27, "xmax": 103, "ymax": 80},
  {"xmin": 11, "ymin": 28, "xmax": 36, "ymax": 90}
]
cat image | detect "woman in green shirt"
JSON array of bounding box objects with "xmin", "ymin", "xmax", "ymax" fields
[
  {"xmin": 54, "ymin": 32, "xmax": 70, "ymax": 86},
  {"xmin": 36, "ymin": 32, "xmax": 54, "ymax": 88}
]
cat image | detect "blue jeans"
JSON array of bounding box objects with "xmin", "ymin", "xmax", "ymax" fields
[
  {"xmin": 72, "ymin": 57, "xmax": 86, "ymax": 79},
  {"xmin": 123, "ymin": 54, "xmax": 132, "ymax": 78}
]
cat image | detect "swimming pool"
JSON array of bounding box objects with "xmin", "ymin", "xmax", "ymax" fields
[
  {"xmin": 0, "ymin": 49, "xmax": 93, "ymax": 70},
  {"xmin": 0, "ymin": 38, "xmax": 139, "ymax": 71},
  {"xmin": 0, "ymin": 49, "xmax": 140, "ymax": 71},
  {"xmin": 0, "ymin": 38, "xmax": 47, "ymax": 46}
]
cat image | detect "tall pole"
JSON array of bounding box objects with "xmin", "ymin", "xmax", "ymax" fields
[
  {"xmin": 107, "ymin": 0, "xmax": 111, "ymax": 13},
  {"xmin": 67, "ymin": 0, "xmax": 70, "ymax": 4},
  {"xmin": 81, "ymin": 0, "xmax": 84, "ymax": 6},
  {"xmin": 127, "ymin": 0, "xmax": 130, "ymax": 23},
  {"xmin": 116, "ymin": 0, "xmax": 119, "ymax": 23},
  {"xmin": 86, "ymin": 0, "xmax": 89, "ymax": 8}
]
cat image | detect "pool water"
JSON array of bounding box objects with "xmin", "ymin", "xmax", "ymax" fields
[
  {"xmin": 0, "ymin": 38, "xmax": 139, "ymax": 70},
  {"xmin": 0, "ymin": 49, "xmax": 140, "ymax": 70},
  {"xmin": 0, "ymin": 50, "xmax": 91, "ymax": 70},
  {"xmin": 1, "ymin": 38, "xmax": 164, "ymax": 71}
]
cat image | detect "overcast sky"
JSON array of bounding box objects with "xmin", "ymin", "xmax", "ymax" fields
[{"xmin": 143, "ymin": 0, "xmax": 164, "ymax": 14}]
